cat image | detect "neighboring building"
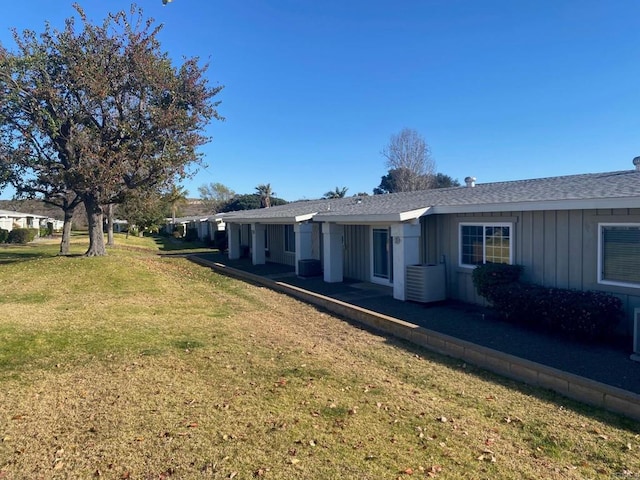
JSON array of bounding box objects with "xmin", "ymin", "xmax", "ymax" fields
[
  {"xmin": 223, "ymin": 160, "xmax": 640, "ymax": 335},
  {"xmin": 164, "ymin": 213, "xmax": 226, "ymax": 240},
  {"xmin": 0, "ymin": 210, "xmax": 47, "ymax": 232}
]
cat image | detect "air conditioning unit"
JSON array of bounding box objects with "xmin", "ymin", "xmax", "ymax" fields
[
  {"xmin": 405, "ymin": 264, "xmax": 446, "ymax": 303},
  {"xmin": 632, "ymin": 308, "xmax": 640, "ymax": 362},
  {"xmin": 298, "ymin": 259, "xmax": 322, "ymax": 277}
]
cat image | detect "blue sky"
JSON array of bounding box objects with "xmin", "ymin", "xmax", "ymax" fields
[{"xmin": 1, "ymin": 1, "xmax": 639, "ymax": 201}]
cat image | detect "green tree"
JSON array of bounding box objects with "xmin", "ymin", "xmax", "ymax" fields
[
  {"xmin": 117, "ymin": 188, "xmax": 167, "ymax": 236},
  {"xmin": 165, "ymin": 185, "xmax": 189, "ymax": 223},
  {"xmin": 255, "ymin": 183, "xmax": 275, "ymax": 208},
  {"xmin": 434, "ymin": 173, "xmax": 460, "ymax": 188},
  {"xmin": 219, "ymin": 194, "xmax": 287, "ymax": 212},
  {"xmin": 198, "ymin": 182, "xmax": 235, "ymax": 213},
  {"xmin": 0, "ymin": 4, "xmax": 222, "ymax": 256},
  {"xmin": 374, "ymin": 169, "xmax": 460, "ymax": 194},
  {"xmin": 323, "ymin": 186, "xmax": 348, "ymax": 199}
]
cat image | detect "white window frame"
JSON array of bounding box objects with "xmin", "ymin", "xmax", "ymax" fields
[
  {"xmin": 459, "ymin": 222, "xmax": 514, "ymax": 268},
  {"xmin": 598, "ymin": 223, "xmax": 640, "ymax": 289},
  {"xmin": 284, "ymin": 224, "xmax": 295, "ymax": 253}
]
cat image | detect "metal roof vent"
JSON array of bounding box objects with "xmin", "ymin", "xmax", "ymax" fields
[
  {"xmin": 464, "ymin": 176, "xmax": 476, "ymax": 188},
  {"xmin": 633, "ymin": 156, "xmax": 640, "ymax": 171}
]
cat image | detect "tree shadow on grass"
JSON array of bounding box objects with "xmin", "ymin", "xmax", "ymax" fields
[{"xmin": 151, "ymin": 235, "xmax": 215, "ymax": 255}]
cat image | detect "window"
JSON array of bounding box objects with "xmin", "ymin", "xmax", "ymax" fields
[
  {"xmin": 599, "ymin": 224, "xmax": 640, "ymax": 287},
  {"xmin": 284, "ymin": 224, "xmax": 295, "ymax": 253},
  {"xmin": 460, "ymin": 223, "xmax": 512, "ymax": 267}
]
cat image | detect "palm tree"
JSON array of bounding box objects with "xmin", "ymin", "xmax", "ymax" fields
[
  {"xmin": 165, "ymin": 185, "xmax": 189, "ymax": 222},
  {"xmin": 323, "ymin": 186, "xmax": 348, "ymax": 199},
  {"xmin": 255, "ymin": 183, "xmax": 275, "ymax": 208}
]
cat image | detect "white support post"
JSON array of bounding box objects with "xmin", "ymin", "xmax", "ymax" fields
[
  {"xmin": 390, "ymin": 222, "xmax": 421, "ymax": 301},
  {"xmin": 227, "ymin": 223, "xmax": 241, "ymax": 260},
  {"xmin": 322, "ymin": 223, "xmax": 344, "ymax": 283},
  {"xmin": 251, "ymin": 223, "xmax": 266, "ymax": 265}
]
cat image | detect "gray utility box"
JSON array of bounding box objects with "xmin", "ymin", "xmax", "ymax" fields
[
  {"xmin": 405, "ymin": 264, "xmax": 446, "ymax": 303},
  {"xmin": 298, "ymin": 259, "xmax": 322, "ymax": 277}
]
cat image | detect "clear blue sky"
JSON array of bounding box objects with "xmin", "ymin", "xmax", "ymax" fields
[{"xmin": 1, "ymin": 1, "xmax": 639, "ymax": 201}]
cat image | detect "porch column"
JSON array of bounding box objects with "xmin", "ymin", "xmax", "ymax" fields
[
  {"xmin": 294, "ymin": 223, "xmax": 314, "ymax": 275},
  {"xmin": 322, "ymin": 223, "xmax": 344, "ymax": 283},
  {"xmin": 251, "ymin": 223, "xmax": 266, "ymax": 265},
  {"xmin": 390, "ymin": 222, "xmax": 421, "ymax": 301},
  {"xmin": 228, "ymin": 223, "xmax": 241, "ymax": 260}
]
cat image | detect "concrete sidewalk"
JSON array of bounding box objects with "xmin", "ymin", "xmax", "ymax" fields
[{"xmin": 190, "ymin": 252, "xmax": 640, "ymax": 421}]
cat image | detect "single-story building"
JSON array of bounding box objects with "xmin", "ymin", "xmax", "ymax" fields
[
  {"xmin": 223, "ymin": 160, "xmax": 640, "ymax": 334},
  {"xmin": 0, "ymin": 209, "xmax": 47, "ymax": 232},
  {"xmin": 164, "ymin": 213, "xmax": 226, "ymax": 241}
]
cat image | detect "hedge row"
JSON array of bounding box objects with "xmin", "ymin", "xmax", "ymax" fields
[
  {"xmin": 472, "ymin": 263, "xmax": 623, "ymax": 341},
  {"xmin": 0, "ymin": 228, "xmax": 39, "ymax": 244}
]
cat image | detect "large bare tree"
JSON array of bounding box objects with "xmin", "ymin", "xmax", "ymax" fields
[
  {"xmin": 381, "ymin": 128, "xmax": 436, "ymax": 192},
  {"xmin": 0, "ymin": 4, "xmax": 222, "ymax": 256}
]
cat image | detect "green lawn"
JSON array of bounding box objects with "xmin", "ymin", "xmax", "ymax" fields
[{"xmin": 0, "ymin": 234, "xmax": 638, "ymax": 479}]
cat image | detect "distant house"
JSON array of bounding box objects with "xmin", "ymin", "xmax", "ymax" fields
[
  {"xmin": 0, "ymin": 209, "xmax": 47, "ymax": 232},
  {"xmin": 164, "ymin": 213, "xmax": 226, "ymax": 240},
  {"xmin": 223, "ymin": 160, "xmax": 640, "ymax": 334}
]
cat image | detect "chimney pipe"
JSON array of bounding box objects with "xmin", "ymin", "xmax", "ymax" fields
[
  {"xmin": 633, "ymin": 156, "xmax": 640, "ymax": 171},
  {"xmin": 464, "ymin": 176, "xmax": 476, "ymax": 188}
]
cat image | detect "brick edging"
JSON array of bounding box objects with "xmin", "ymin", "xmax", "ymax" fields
[{"xmin": 190, "ymin": 256, "xmax": 640, "ymax": 422}]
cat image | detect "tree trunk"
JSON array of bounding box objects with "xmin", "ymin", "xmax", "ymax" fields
[
  {"xmin": 106, "ymin": 203, "xmax": 114, "ymax": 247},
  {"xmin": 59, "ymin": 208, "xmax": 74, "ymax": 256},
  {"xmin": 84, "ymin": 194, "xmax": 106, "ymax": 257}
]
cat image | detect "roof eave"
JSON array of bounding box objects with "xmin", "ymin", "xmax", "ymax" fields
[{"xmin": 431, "ymin": 197, "xmax": 640, "ymax": 214}]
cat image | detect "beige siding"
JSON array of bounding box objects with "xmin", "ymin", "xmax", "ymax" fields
[{"xmin": 344, "ymin": 225, "xmax": 370, "ymax": 281}]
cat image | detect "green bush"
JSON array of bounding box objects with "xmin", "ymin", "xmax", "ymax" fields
[
  {"xmin": 473, "ymin": 263, "xmax": 623, "ymax": 341},
  {"xmin": 0, "ymin": 229, "xmax": 8, "ymax": 243},
  {"xmin": 8, "ymin": 228, "xmax": 38, "ymax": 244},
  {"xmin": 184, "ymin": 228, "xmax": 199, "ymax": 242},
  {"xmin": 471, "ymin": 263, "xmax": 523, "ymax": 298}
]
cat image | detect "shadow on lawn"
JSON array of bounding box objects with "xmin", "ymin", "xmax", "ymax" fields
[{"xmin": 151, "ymin": 235, "xmax": 215, "ymax": 254}]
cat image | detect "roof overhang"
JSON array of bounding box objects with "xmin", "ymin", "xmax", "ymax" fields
[
  {"xmin": 431, "ymin": 197, "xmax": 640, "ymax": 214},
  {"xmin": 316, "ymin": 207, "xmax": 431, "ymax": 225},
  {"xmin": 223, "ymin": 212, "xmax": 317, "ymax": 224}
]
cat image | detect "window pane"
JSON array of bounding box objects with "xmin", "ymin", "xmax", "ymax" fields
[
  {"xmin": 485, "ymin": 226, "xmax": 510, "ymax": 264},
  {"xmin": 373, "ymin": 228, "xmax": 389, "ymax": 278},
  {"xmin": 602, "ymin": 226, "xmax": 640, "ymax": 284},
  {"xmin": 461, "ymin": 225, "xmax": 484, "ymax": 265}
]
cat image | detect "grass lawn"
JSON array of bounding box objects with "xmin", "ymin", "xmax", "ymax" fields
[{"xmin": 0, "ymin": 234, "xmax": 639, "ymax": 479}]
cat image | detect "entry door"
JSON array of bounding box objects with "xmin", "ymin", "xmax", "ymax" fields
[{"xmin": 372, "ymin": 227, "xmax": 393, "ymax": 284}]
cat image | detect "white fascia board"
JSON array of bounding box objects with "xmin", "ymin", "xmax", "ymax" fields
[
  {"xmin": 318, "ymin": 207, "xmax": 431, "ymax": 225},
  {"xmin": 223, "ymin": 213, "xmax": 317, "ymax": 225},
  {"xmin": 431, "ymin": 197, "xmax": 640, "ymax": 214}
]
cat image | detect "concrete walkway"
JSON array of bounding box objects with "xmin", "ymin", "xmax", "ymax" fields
[{"xmin": 190, "ymin": 253, "xmax": 640, "ymax": 422}]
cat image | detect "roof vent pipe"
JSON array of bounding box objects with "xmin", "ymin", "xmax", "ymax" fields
[
  {"xmin": 633, "ymin": 156, "xmax": 640, "ymax": 171},
  {"xmin": 464, "ymin": 176, "xmax": 476, "ymax": 188}
]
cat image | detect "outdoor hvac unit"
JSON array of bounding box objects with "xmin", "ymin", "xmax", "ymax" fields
[
  {"xmin": 298, "ymin": 259, "xmax": 322, "ymax": 277},
  {"xmin": 405, "ymin": 264, "xmax": 446, "ymax": 303},
  {"xmin": 632, "ymin": 308, "xmax": 640, "ymax": 362}
]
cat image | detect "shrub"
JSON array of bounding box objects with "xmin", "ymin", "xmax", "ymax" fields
[
  {"xmin": 211, "ymin": 231, "xmax": 228, "ymax": 251},
  {"xmin": 0, "ymin": 229, "xmax": 8, "ymax": 243},
  {"xmin": 473, "ymin": 263, "xmax": 623, "ymax": 341},
  {"xmin": 472, "ymin": 263, "xmax": 523, "ymax": 298},
  {"xmin": 8, "ymin": 228, "xmax": 38, "ymax": 244},
  {"xmin": 184, "ymin": 228, "xmax": 199, "ymax": 242}
]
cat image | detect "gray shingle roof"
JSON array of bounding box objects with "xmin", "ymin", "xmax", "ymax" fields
[{"xmin": 224, "ymin": 169, "xmax": 640, "ymax": 223}]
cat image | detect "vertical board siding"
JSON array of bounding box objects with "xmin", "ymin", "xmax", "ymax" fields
[
  {"xmin": 435, "ymin": 208, "xmax": 640, "ymax": 333},
  {"xmin": 266, "ymin": 224, "xmax": 295, "ymax": 266},
  {"xmin": 344, "ymin": 225, "xmax": 370, "ymax": 281}
]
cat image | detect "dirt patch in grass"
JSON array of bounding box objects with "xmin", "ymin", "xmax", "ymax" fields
[{"xmin": 0, "ymin": 240, "xmax": 639, "ymax": 479}]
